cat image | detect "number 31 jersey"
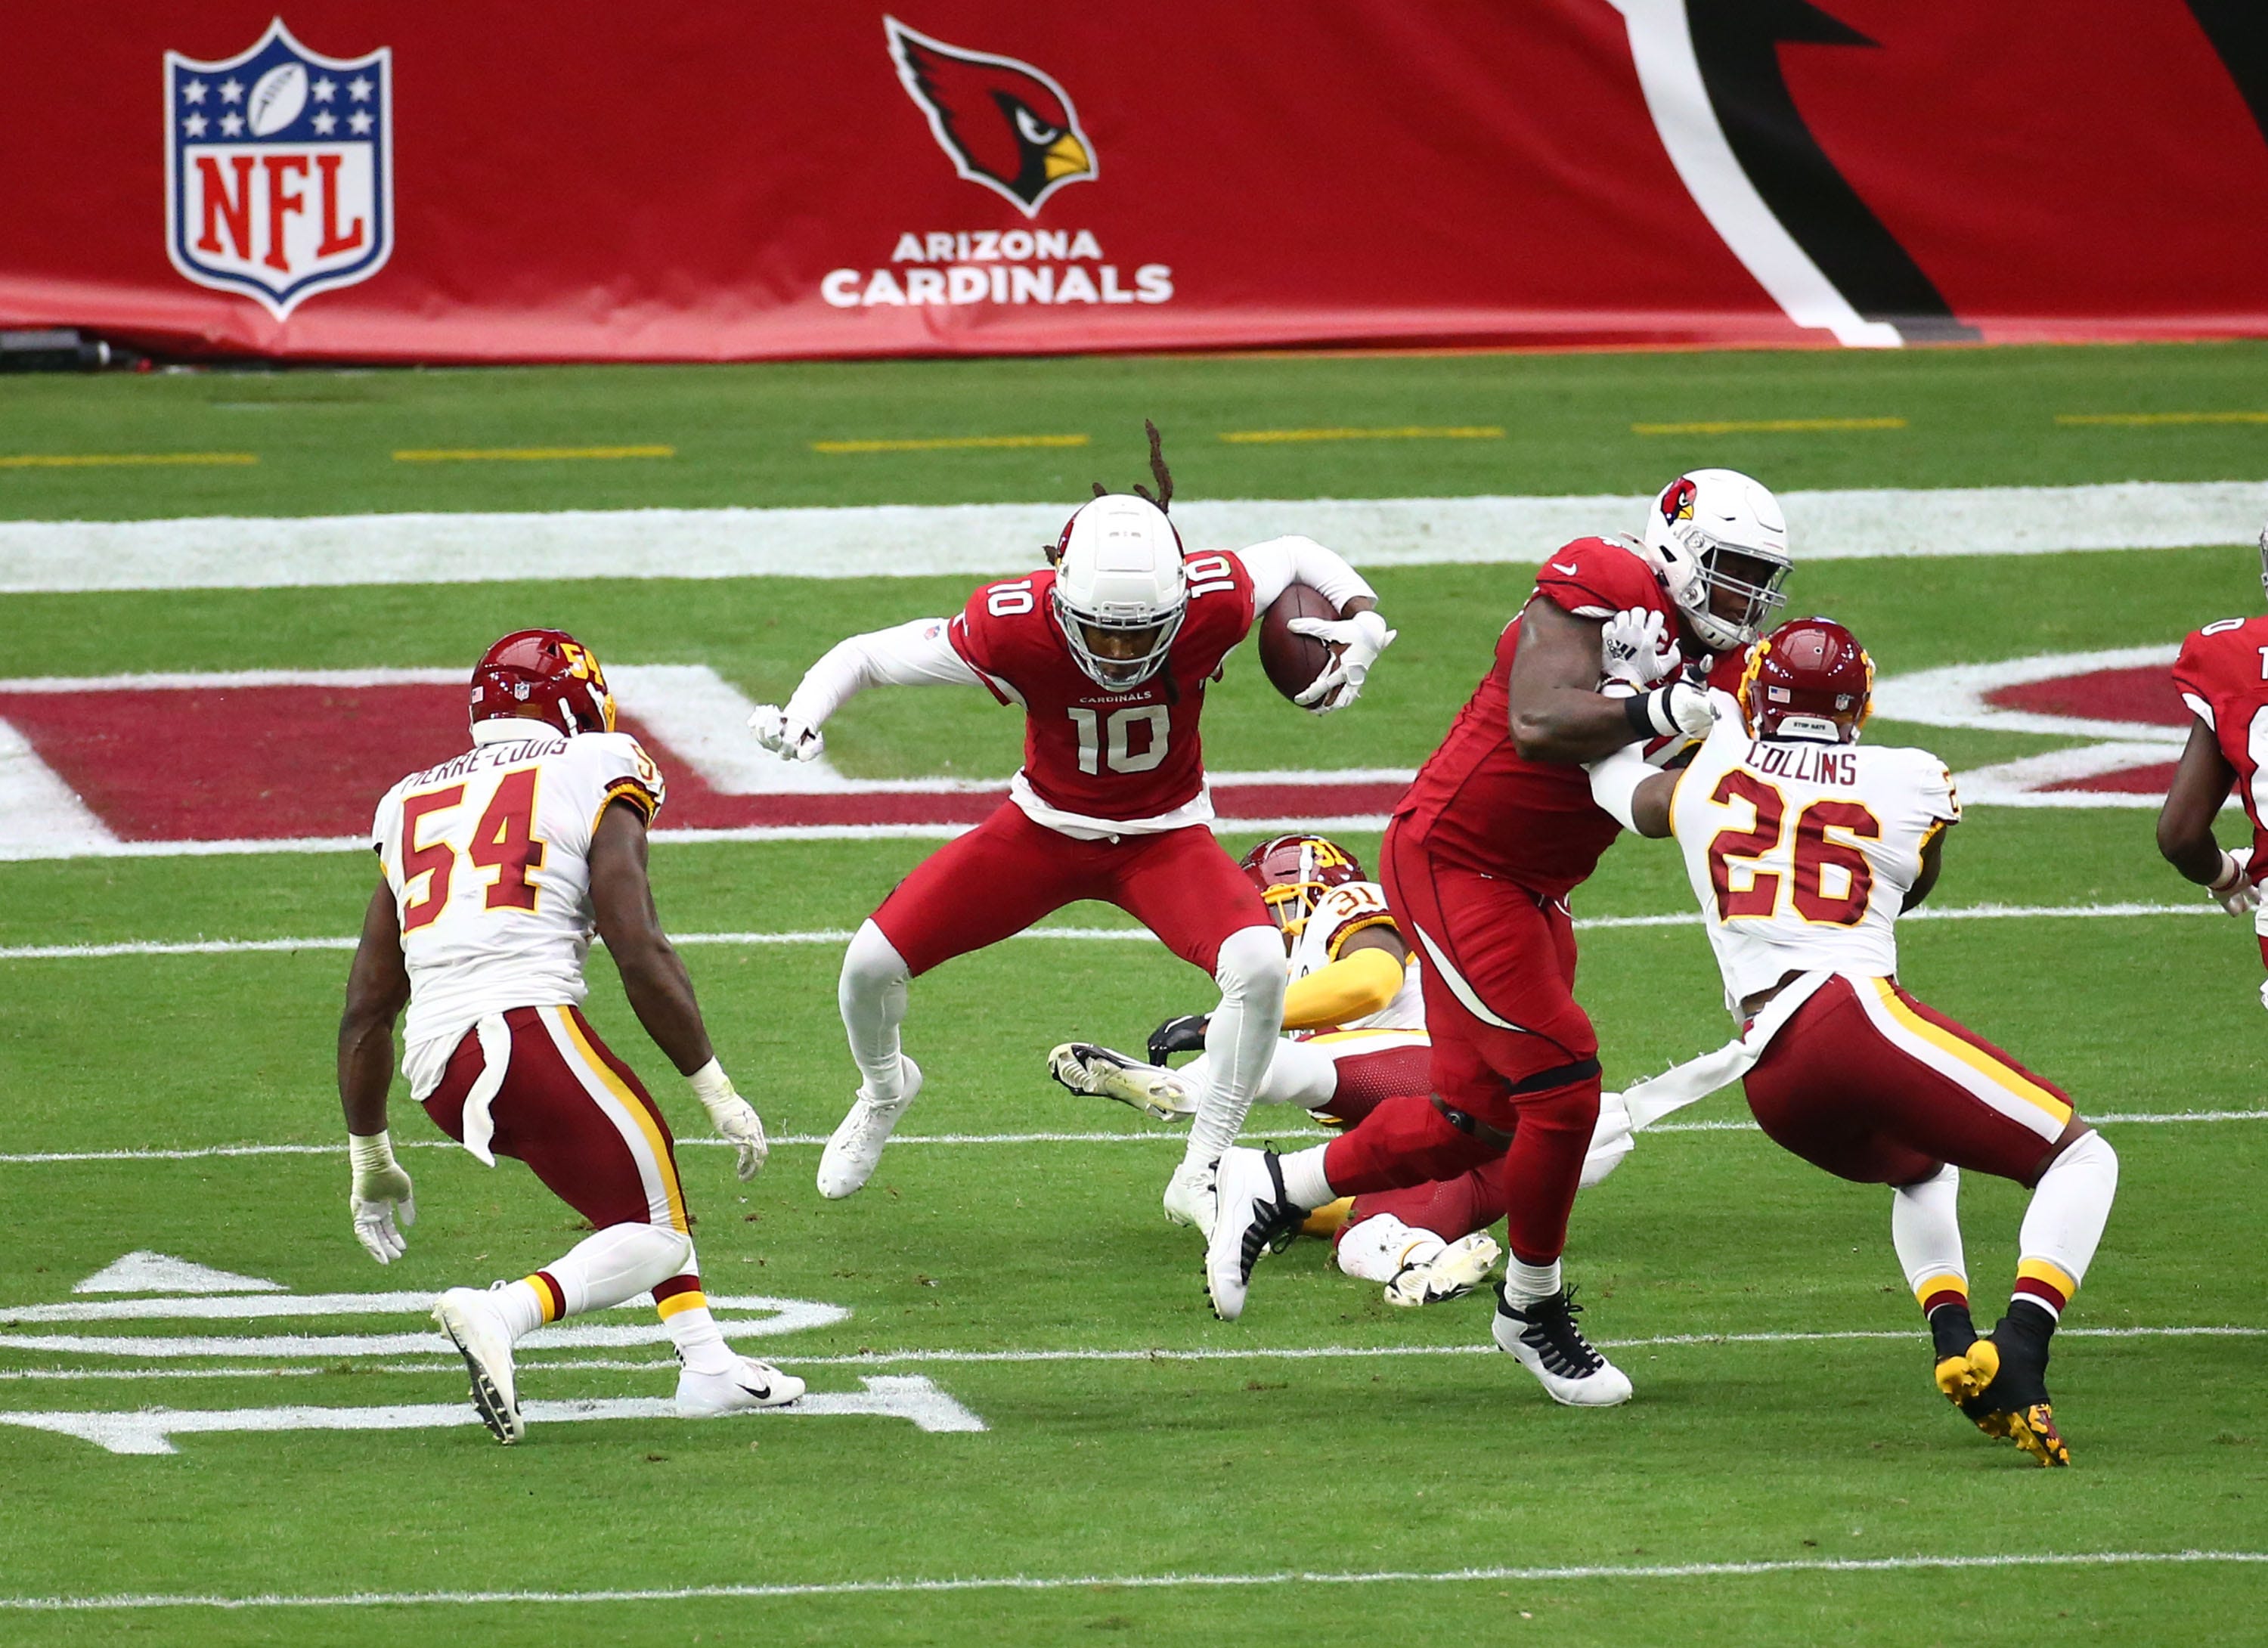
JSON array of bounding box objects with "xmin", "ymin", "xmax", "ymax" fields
[
  {"xmin": 370, "ymin": 721, "xmax": 665, "ymax": 1089},
  {"xmin": 1668, "ymin": 714, "xmax": 1960, "ymax": 1011}
]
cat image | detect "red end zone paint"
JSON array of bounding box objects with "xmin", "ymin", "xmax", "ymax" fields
[
  {"xmin": 1984, "ymin": 667, "xmax": 2187, "ymax": 727},
  {"xmin": 0, "ymin": 683, "xmax": 1405, "ymax": 843}
]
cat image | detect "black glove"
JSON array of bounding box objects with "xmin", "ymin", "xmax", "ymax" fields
[{"xmin": 1147, "ymin": 1014, "xmax": 1210, "ymax": 1065}]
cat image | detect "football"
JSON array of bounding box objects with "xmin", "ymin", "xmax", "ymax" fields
[
  {"xmin": 246, "ymin": 63, "xmax": 309, "ymax": 137},
  {"xmin": 1256, "ymin": 581, "xmax": 1338, "ymax": 702}
]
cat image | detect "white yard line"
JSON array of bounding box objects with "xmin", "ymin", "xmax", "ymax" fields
[
  {"xmin": 0, "ymin": 1108, "xmax": 2258, "ymax": 1168},
  {"xmin": 0, "ymin": 900, "xmax": 2220, "ymax": 963},
  {"xmin": 3, "ymin": 1548, "xmax": 2262, "ymax": 1611},
  {"xmin": 3, "ymin": 1323, "xmax": 2256, "ymax": 1383},
  {"xmin": 3, "ymin": 481, "xmax": 2263, "ymax": 593}
]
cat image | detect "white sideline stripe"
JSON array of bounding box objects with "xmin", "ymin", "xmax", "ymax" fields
[
  {"xmin": 0, "ymin": 1107, "xmax": 2258, "ymax": 1167},
  {"xmin": 5, "ymin": 1549, "xmax": 2263, "ymax": 1612},
  {"xmin": 0, "ymin": 900, "xmax": 2221, "ymax": 962},
  {"xmin": 5, "ymin": 1323, "xmax": 2257, "ymax": 1381},
  {"xmin": 4, "ymin": 481, "xmax": 2264, "ymax": 593}
]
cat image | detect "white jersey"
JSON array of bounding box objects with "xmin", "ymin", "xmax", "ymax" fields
[
  {"xmin": 1669, "ymin": 717, "xmax": 1959, "ymax": 1015},
  {"xmin": 371, "ymin": 720, "xmax": 665, "ymax": 1097},
  {"xmin": 1287, "ymin": 879, "xmax": 1426, "ymax": 1032}
]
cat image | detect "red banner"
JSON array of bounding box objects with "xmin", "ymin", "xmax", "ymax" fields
[{"xmin": 3, "ymin": 2, "xmax": 2264, "ymax": 361}]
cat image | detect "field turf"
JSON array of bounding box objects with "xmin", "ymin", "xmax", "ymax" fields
[{"xmin": 1, "ymin": 342, "xmax": 2264, "ymax": 1644}]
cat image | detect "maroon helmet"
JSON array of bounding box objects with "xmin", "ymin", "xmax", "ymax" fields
[
  {"xmin": 469, "ymin": 629, "xmax": 616, "ymax": 736},
  {"xmin": 1738, "ymin": 616, "xmax": 1873, "ymax": 743},
  {"xmin": 1238, "ymin": 834, "xmax": 1367, "ymax": 940}
]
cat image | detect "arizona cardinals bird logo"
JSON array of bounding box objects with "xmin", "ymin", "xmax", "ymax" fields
[
  {"xmin": 1661, "ymin": 476, "xmax": 1698, "ymax": 524},
  {"xmin": 884, "ymin": 16, "xmax": 1095, "ymax": 216}
]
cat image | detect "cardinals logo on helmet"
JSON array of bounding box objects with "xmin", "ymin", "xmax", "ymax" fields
[
  {"xmin": 885, "ymin": 16, "xmax": 1095, "ymax": 216},
  {"xmin": 1661, "ymin": 476, "xmax": 1697, "ymax": 525}
]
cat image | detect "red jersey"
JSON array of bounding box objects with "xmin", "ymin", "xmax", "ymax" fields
[
  {"xmin": 1393, "ymin": 535, "xmax": 1729, "ymax": 899},
  {"xmin": 2172, "ymin": 614, "xmax": 2268, "ymax": 867},
  {"xmin": 947, "ymin": 550, "xmax": 1256, "ymax": 829}
]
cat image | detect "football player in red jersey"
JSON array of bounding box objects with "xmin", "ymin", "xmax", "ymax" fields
[
  {"xmin": 747, "ymin": 438, "xmax": 1394, "ymax": 1235},
  {"xmin": 1207, "ymin": 469, "xmax": 1789, "ymax": 1408},
  {"xmin": 2158, "ymin": 522, "xmax": 2268, "ymax": 1000}
]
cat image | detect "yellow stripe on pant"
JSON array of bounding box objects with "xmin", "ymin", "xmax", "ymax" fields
[{"xmin": 556, "ymin": 1007, "xmax": 690, "ymax": 1234}]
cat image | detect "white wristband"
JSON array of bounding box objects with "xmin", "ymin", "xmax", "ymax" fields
[
  {"xmin": 688, "ymin": 1058, "xmax": 736, "ymax": 1117},
  {"xmin": 348, "ymin": 1130, "xmax": 397, "ymax": 1175}
]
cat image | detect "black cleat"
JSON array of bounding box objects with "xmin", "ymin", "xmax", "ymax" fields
[{"xmin": 1959, "ymin": 1305, "xmax": 2069, "ymax": 1467}]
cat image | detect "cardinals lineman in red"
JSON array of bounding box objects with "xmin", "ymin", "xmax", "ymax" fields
[
  {"xmin": 1207, "ymin": 469, "xmax": 1792, "ymax": 1408},
  {"xmin": 2158, "ymin": 517, "xmax": 2268, "ymax": 997},
  {"xmin": 748, "ymin": 432, "xmax": 1396, "ymax": 1242}
]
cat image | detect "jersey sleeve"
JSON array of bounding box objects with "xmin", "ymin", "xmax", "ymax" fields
[
  {"xmin": 370, "ymin": 782, "xmax": 405, "ymax": 875},
  {"xmin": 1906, "ymin": 748, "xmax": 1962, "ymax": 826},
  {"xmin": 1309, "ymin": 881, "xmax": 1399, "ymax": 959},
  {"xmin": 1182, "ymin": 548, "xmax": 1259, "ymax": 668},
  {"xmin": 947, "ymin": 579, "xmax": 1041, "ymax": 706},
  {"xmin": 565, "ymin": 732, "xmax": 667, "ymax": 847},
  {"xmin": 1532, "ymin": 537, "xmax": 1662, "ymax": 621}
]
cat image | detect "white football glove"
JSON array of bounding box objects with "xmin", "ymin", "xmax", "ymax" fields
[
  {"xmin": 747, "ymin": 705, "xmax": 826, "ymax": 763},
  {"xmin": 2208, "ymin": 847, "xmax": 2259, "ymax": 916},
  {"xmin": 1289, "ymin": 609, "xmax": 1397, "ymax": 714},
  {"xmin": 1631, "ymin": 678, "xmax": 1718, "ymax": 741},
  {"xmin": 348, "ymin": 1130, "xmax": 416, "ymax": 1265},
  {"xmin": 1600, "ymin": 606, "xmax": 1681, "ymax": 690},
  {"xmin": 690, "ymin": 1059, "xmax": 769, "ymax": 1180}
]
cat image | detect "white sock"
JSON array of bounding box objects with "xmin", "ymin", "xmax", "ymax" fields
[
  {"xmin": 1502, "ymin": 1257, "xmax": 1563, "ymax": 1306},
  {"xmin": 2015, "ymin": 1130, "xmax": 2118, "ymax": 1320},
  {"xmin": 511, "ymin": 1222, "xmax": 692, "ymax": 1336},
  {"xmin": 1890, "ymin": 1165, "xmax": 1969, "ymax": 1312},
  {"xmin": 658, "ymin": 1256, "xmax": 739, "ymax": 1377},
  {"xmin": 839, "ymin": 919, "xmax": 912, "ymax": 1104},
  {"xmin": 1278, "ymin": 1143, "xmax": 1336, "ymax": 1210},
  {"xmin": 1184, "ymin": 926, "xmax": 1288, "ymax": 1166},
  {"xmin": 1335, "ymin": 1215, "xmax": 1442, "ymax": 1284}
]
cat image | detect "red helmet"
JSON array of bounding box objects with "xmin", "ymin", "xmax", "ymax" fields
[
  {"xmin": 1239, "ymin": 834, "xmax": 1366, "ymax": 940},
  {"xmin": 1738, "ymin": 616, "xmax": 1873, "ymax": 743},
  {"xmin": 469, "ymin": 629, "xmax": 616, "ymax": 736}
]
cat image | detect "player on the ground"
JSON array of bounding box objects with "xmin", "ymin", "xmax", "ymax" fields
[
  {"xmin": 2156, "ymin": 522, "xmax": 2268, "ymax": 999},
  {"xmin": 1204, "ymin": 469, "xmax": 1791, "ymax": 1409},
  {"xmin": 745, "ymin": 430, "xmax": 1395, "ymax": 1236},
  {"xmin": 1585, "ymin": 616, "xmax": 2118, "ymax": 1465},
  {"xmin": 1051, "ymin": 832, "xmax": 1632, "ymax": 1306},
  {"xmin": 338, "ymin": 630, "xmax": 800, "ymax": 1445}
]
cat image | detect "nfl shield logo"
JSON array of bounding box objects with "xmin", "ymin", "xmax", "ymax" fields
[{"xmin": 165, "ymin": 18, "xmax": 392, "ymax": 319}]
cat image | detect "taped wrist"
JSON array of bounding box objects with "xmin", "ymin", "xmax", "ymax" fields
[
  {"xmin": 2211, "ymin": 851, "xmax": 2247, "ymax": 895},
  {"xmin": 349, "ymin": 1130, "xmax": 397, "ymax": 1177},
  {"xmin": 688, "ymin": 1057, "xmax": 737, "ymax": 1118}
]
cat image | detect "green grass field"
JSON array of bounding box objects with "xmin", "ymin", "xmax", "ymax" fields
[{"xmin": 2, "ymin": 342, "xmax": 2265, "ymax": 1645}]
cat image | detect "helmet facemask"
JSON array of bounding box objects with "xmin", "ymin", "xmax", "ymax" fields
[
  {"xmin": 1052, "ymin": 586, "xmax": 1186, "ymax": 689},
  {"xmin": 1682, "ymin": 539, "xmax": 1792, "ymax": 652}
]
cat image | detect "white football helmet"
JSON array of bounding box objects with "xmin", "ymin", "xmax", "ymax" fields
[
  {"xmin": 1051, "ymin": 494, "xmax": 1188, "ymax": 689},
  {"xmin": 1641, "ymin": 469, "xmax": 1792, "ymax": 654}
]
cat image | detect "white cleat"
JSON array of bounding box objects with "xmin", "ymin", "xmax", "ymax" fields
[
  {"xmin": 817, "ymin": 1056, "xmax": 922, "ymax": 1200},
  {"xmin": 1162, "ymin": 1154, "xmax": 1217, "ymax": 1237},
  {"xmin": 1204, "ymin": 1149, "xmax": 1304, "ymax": 1322},
  {"xmin": 1491, "ymin": 1284, "xmax": 1633, "ymax": 1407},
  {"xmin": 1384, "ymin": 1231, "xmax": 1501, "ymax": 1309},
  {"xmin": 432, "ymin": 1285, "xmax": 523, "ymax": 1445},
  {"xmin": 1049, "ymin": 1042, "xmax": 1195, "ymax": 1122},
  {"xmin": 676, "ymin": 1356, "xmax": 807, "ymax": 1417}
]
